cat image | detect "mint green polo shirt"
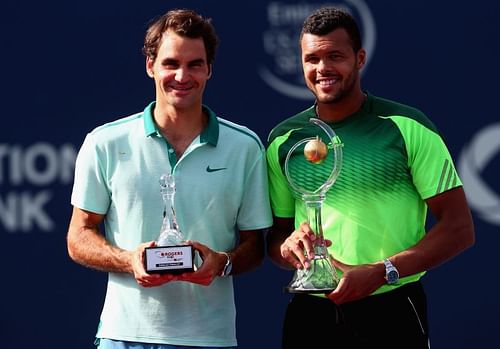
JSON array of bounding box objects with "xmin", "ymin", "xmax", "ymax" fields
[{"xmin": 71, "ymin": 102, "xmax": 272, "ymax": 346}]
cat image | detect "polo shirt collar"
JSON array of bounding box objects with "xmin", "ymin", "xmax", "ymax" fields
[
  {"xmin": 143, "ymin": 101, "xmax": 219, "ymax": 146},
  {"xmin": 200, "ymin": 105, "xmax": 219, "ymax": 146}
]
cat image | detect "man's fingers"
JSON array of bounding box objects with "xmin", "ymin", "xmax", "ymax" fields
[
  {"xmin": 281, "ymin": 244, "xmax": 303, "ymax": 269},
  {"xmin": 281, "ymin": 237, "xmax": 312, "ymax": 269}
]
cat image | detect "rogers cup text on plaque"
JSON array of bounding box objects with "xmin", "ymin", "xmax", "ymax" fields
[{"xmin": 144, "ymin": 174, "xmax": 194, "ymax": 274}]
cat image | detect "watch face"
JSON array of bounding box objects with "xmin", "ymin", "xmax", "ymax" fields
[{"xmin": 387, "ymin": 270, "xmax": 399, "ymax": 284}]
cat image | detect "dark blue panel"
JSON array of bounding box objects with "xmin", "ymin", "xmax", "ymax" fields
[{"xmin": 1, "ymin": 1, "xmax": 498, "ymax": 348}]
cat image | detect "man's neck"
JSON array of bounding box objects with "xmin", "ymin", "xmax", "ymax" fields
[
  {"xmin": 153, "ymin": 103, "xmax": 208, "ymax": 158},
  {"xmin": 316, "ymin": 89, "xmax": 366, "ymax": 123}
]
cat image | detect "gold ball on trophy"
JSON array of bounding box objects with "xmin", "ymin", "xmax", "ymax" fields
[{"xmin": 304, "ymin": 136, "xmax": 328, "ymax": 164}]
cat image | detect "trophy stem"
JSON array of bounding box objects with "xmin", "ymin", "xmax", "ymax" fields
[
  {"xmin": 157, "ymin": 174, "xmax": 184, "ymax": 246},
  {"xmin": 304, "ymin": 196, "xmax": 328, "ymax": 258},
  {"xmin": 161, "ymin": 187, "xmax": 179, "ymax": 234},
  {"xmin": 285, "ymin": 194, "xmax": 339, "ymax": 294}
]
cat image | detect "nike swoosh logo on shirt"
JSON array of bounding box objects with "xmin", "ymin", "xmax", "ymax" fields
[{"xmin": 206, "ymin": 166, "xmax": 227, "ymax": 173}]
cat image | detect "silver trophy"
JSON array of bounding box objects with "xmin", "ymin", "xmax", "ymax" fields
[
  {"xmin": 144, "ymin": 174, "xmax": 194, "ymax": 274},
  {"xmin": 284, "ymin": 118, "xmax": 343, "ymax": 293}
]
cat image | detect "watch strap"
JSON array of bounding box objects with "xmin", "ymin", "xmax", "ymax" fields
[
  {"xmin": 220, "ymin": 252, "xmax": 232, "ymax": 277},
  {"xmin": 383, "ymin": 258, "xmax": 399, "ymax": 284},
  {"xmin": 383, "ymin": 258, "xmax": 392, "ymax": 269}
]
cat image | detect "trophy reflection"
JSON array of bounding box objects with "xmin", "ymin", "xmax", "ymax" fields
[
  {"xmin": 284, "ymin": 118, "xmax": 343, "ymax": 293},
  {"xmin": 144, "ymin": 173, "xmax": 194, "ymax": 274}
]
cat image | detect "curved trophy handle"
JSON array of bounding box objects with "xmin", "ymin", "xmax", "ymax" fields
[
  {"xmin": 310, "ymin": 118, "xmax": 343, "ymax": 191},
  {"xmin": 284, "ymin": 118, "xmax": 343, "ymax": 198}
]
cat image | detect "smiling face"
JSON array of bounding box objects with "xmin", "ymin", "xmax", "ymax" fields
[
  {"xmin": 301, "ymin": 28, "xmax": 365, "ymax": 105},
  {"xmin": 146, "ymin": 30, "xmax": 211, "ymax": 111}
]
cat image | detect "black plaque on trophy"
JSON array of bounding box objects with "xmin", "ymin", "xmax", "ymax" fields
[{"xmin": 145, "ymin": 244, "xmax": 194, "ymax": 274}]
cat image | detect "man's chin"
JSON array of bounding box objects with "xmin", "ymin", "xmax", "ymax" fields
[
  {"xmin": 168, "ymin": 97, "xmax": 198, "ymax": 109},
  {"xmin": 316, "ymin": 95, "xmax": 342, "ymax": 104}
]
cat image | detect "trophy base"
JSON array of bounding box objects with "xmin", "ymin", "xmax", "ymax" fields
[
  {"xmin": 284, "ymin": 286, "xmax": 335, "ymax": 294},
  {"xmin": 144, "ymin": 244, "xmax": 194, "ymax": 274},
  {"xmin": 284, "ymin": 254, "xmax": 338, "ymax": 294}
]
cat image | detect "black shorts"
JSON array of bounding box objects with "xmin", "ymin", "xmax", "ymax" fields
[{"xmin": 282, "ymin": 281, "xmax": 429, "ymax": 349}]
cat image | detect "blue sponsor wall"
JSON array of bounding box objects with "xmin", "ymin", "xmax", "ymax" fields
[{"xmin": 1, "ymin": 1, "xmax": 498, "ymax": 348}]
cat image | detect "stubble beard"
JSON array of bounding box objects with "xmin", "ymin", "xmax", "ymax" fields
[{"xmin": 315, "ymin": 66, "xmax": 360, "ymax": 105}]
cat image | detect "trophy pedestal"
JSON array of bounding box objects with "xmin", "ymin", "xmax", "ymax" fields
[
  {"xmin": 285, "ymin": 287, "xmax": 336, "ymax": 294},
  {"xmin": 144, "ymin": 244, "xmax": 194, "ymax": 274},
  {"xmin": 284, "ymin": 255, "xmax": 338, "ymax": 294}
]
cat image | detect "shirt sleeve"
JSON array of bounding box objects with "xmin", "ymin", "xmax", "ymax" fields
[
  {"xmin": 266, "ymin": 139, "xmax": 296, "ymax": 218},
  {"xmin": 396, "ymin": 116, "xmax": 462, "ymax": 199},
  {"xmin": 236, "ymin": 145, "xmax": 273, "ymax": 231},
  {"xmin": 71, "ymin": 133, "xmax": 111, "ymax": 214}
]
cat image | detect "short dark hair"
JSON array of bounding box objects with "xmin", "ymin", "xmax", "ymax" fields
[
  {"xmin": 301, "ymin": 7, "xmax": 362, "ymax": 52},
  {"xmin": 142, "ymin": 9, "xmax": 220, "ymax": 65}
]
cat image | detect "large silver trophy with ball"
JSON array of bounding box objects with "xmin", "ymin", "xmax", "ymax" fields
[
  {"xmin": 284, "ymin": 118, "xmax": 343, "ymax": 293},
  {"xmin": 144, "ymin": 174, "xmax": 194, "ymax": 274}
]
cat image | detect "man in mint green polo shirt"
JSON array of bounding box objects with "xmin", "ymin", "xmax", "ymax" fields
[
  {"xmin": 66, "ymin": 9, "xmax": 272, "ymax": 349},
  {"xmin": 266, "ymin": 7, "xmax": 475, "ymax": 349}
]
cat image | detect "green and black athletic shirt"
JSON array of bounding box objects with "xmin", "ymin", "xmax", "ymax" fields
[{"xmin": 266, "ymin": 92, "xmax": 462, "ymax": 294}]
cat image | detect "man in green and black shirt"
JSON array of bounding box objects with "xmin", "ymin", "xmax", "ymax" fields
[{"xmin": 266, "ymin": 7, "xmax": 475, "ymax": 349}]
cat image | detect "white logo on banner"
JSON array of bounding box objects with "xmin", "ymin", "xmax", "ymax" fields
[
  {"xmin": 458, "ymin": 123, "xmax": 500, "ymax": 226},
  {"xmin": 0, "ymin": 143, "xmax": 77, "ymax": 233},
  {"xmin": 259, "ymin": 0, "xmax": 376, "ymax": 100}
]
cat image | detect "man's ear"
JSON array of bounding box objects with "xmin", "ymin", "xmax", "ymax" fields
[
  {"xmin": 357, "ymin": 48, "xmax": 366, "ymax": 70},
  {"xmin": 207, "ymin": 64, "xmax": 213, "ymax": 79},
  {"xmin": 146, "ymin": 57, "xmax": 154, "ymax": 78}
]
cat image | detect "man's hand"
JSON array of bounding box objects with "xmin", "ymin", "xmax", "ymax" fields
[
  {"xmin": 133, "ymin": 241, "xmax": 179, "ymax": 287},
  {"xmin": 326, "ymin": 257, "xmax": 385, "ymax": 304},
  {"xmin": 175, "ymin": 240, "xmax": 226, "ymax": 286},
  {"xmin": 280, "ymin": 222, "xmax": 331, "ymax": 270}
]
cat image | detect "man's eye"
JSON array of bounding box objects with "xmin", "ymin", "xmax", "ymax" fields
[{"xmin": 162, "ymin": 61, "xmax": 178, "ymax": 68}]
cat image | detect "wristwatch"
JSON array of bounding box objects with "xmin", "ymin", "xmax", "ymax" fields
[
  {"xmin": 220, "ymin": 252, "xmax": 233, "ymax": 277},
  {"xmin": 383, "ymin": 258, "xmax": 399, "ymax": 284}
]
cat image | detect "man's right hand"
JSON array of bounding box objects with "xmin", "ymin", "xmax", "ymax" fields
[
  {"xmin": 133, "ymin": 241, "xmax": 179, "ymax": 287},
  {"xmin": 280, "ymin": 222, "xmax": 331, "ymax": 270}
]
